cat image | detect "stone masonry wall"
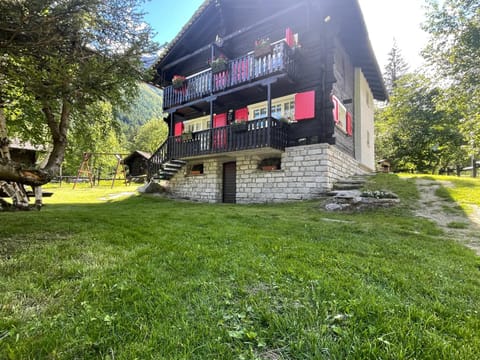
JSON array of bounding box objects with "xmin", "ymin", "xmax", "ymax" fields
[
  {"xmin": 167, "ymin": 144, "xmax": 367, "ymax": 203},
  {"xmin": 236, "ymin": 144, "xmax": 366, "ymax": 203},
  {"xmin": 168, "ymin": 158, "xmax": 222, "ymax": 203}
]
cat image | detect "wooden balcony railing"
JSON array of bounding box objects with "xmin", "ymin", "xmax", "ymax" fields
[
  {"xmin": 163, "ymin": 41, "xmax": 295, "ymax": 109},
  {"xmin": 148, "ymin": 118, "xmax": 288, "ymax": 178}
]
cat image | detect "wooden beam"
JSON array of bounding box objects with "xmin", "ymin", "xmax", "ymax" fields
[{"xmin": 161, "ymin": 1, "xmax": 308, "ymax": 71}]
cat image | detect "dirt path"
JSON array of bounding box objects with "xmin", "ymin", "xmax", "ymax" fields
[{"xmin": 414, "ymin": 178, "xmax": 480, "ymax": 256}]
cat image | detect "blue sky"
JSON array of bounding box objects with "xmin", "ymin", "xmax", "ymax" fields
[
  {"xmin": 141, "ymin": 0, "xmax": 428, "ymax": 70},
  {"xmin": 141, "ymin": 0, "xmax": 204, "ymax": 46}
]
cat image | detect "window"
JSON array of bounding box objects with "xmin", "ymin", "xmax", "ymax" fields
[
  {"xmin": 284, "ymin": 101, "xmax": 295, "ymax": 121},
  {"xmin": 184, "ymin": 116, "xmax": 210, "ymax": 133},
  {"xmin": 190, "ymin": 163, "xmax": 204, "ymax": 175},
  {"xmin": 249, "ymin": 94, "xmax": 296, "ymax": 121},
  {"xmin": 271, "ymin": 104, "xmax": 282, "ymax": 119},
  {"xmin": 253, "ymin": 108, "xmax": 267, "ymax": 119}
]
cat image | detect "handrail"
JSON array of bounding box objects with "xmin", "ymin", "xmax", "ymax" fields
[
  {"xmin": 166, "ymin": 118, "xmax": 288, "ymax": 160},
  {"xmin": 147, "ymin": 139, "xmax": 169, "ymax": 180},
  {"xmin": 163, "ymin": 40, "xmax": 295, "ymax": 109}
]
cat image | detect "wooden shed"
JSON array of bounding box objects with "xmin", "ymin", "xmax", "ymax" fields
[
  {"xmin": 9, "ymin": 138, "xmax": 44, "ymax": 165},
  {"xmin": 123, "ymin": 150, "xmax": 151, "ymax": 179}
]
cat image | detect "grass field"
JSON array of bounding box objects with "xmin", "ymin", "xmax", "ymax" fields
[{"xmin": 1, "ymin": 174, "xmax": 480, "ymax": 359}]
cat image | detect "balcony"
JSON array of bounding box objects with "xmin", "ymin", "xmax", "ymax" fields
[
  {"xmin": 163, "ymin": 41, "xmax": 296, "ymax": 110},
  {"xmin": 149, "ymin": 118, "xmax": 288, "ymax": 178}
]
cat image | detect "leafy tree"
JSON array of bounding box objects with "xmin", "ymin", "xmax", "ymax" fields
[
  {"xmin": 383, "ymin": 39, "xmax": 409, "ymax": 95},
  {"xmin": 63, "ymin": 102, "xmax": 127, "ymax": 176},
  {"xmin": 132, "ymin": 118, "xmax": 168, "ymax": 153},
  {"xmin": 423, "ymin": 0, "xmax": 480, "ymax": 85},
  {"xmin": 423, "ymin": 0, "xmax": 480, "ymax": 169},
  {"xmin": 375, "ymin": 74, "xmax": 464, "ymax": 173},
  {"xmin": 0, "ymin": 0, "xmax": 157, "ymax": 207}
]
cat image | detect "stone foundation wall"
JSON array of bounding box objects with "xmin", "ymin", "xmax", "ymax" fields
[
  {"xmin": 167, "ymin": 144, "xmax": 367, "ymax": 203},
  {"xmin": 169, "ymin": 158, "xmax": 222, "ymax": 203},
  {"xmin": 236, "ymin": 144, "xmax": 366, "ymax": 203}
]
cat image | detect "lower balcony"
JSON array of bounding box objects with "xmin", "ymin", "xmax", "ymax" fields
[
  {"xmin": 170, "ymin": 118, "xmax": 288, "ymax": 159},
  {"xmin": 149, "ymin": 118, "xmax": 288, "ymax": 178}
]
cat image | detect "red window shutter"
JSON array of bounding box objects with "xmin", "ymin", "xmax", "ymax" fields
[
  {"xmin": 234, "ymin": 108, "xmax": 248, "ymax": 122},
  {"xmin": 174, "ymin": 121, "xmax": 184, "ymax": 136},
  {"xmin": 346, "ymin": 112, "xmax": 353, "ymax": 136},
  {"xmin": 286, "ymin": 28, "xmax": 294, "ymax": 47},
  {"xmin": 214, "ymin": 113, "xmax": 227, "ymax": 127},
  {"xmin": 213, "ymin": 113, "xmax": 227, "ymax": 149},
  {"xmin": 331, "ymin": 95, "xmax": 340, "ymax": 123},
  {"xmin": 295, "ymin": 91, "xmax": 315, "ymax": 121}
]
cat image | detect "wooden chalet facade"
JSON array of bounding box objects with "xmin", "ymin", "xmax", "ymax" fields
[{"xmin": 148, "ymin": 0, "xmax": 387, "ymax": 203}]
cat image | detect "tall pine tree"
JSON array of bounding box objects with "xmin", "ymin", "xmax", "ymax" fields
[{"xmin": 383, "ymin": 39, "xmax": 409, "ymax": 96}]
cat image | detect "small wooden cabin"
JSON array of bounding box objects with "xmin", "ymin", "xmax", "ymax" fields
[
  {"xmin": 123, "ymin": 150, "xmax": 151, "ymax": 178},
  {"xmin": 10, "ymin": 138, "xmax": 44, "ymax": 165}
]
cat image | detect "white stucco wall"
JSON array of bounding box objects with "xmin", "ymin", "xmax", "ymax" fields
[{"xmin": 354, "ymin": 68, "xmax": 376, "ymax": 170}]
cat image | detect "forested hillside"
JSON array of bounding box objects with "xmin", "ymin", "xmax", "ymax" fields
[{"xmin": 115, "ymin": 82, "xmax": 165, "ymax": 142}]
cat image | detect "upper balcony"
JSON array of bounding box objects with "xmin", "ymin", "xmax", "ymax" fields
[{"xmin": 163, "ymin": 40, "xmax": 296, "ymax": 110}]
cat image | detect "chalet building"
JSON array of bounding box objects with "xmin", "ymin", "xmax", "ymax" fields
[{"xmin": 149, "ymin": 0, "xmax": 387, "ymax": 203}]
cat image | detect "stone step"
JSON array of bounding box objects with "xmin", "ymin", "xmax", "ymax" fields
[{"xmin": 333, "ymin": 183, "xmax": 364, "ymax": 190}]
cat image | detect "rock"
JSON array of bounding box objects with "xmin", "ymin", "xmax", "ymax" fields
[
  {"xmin": 137, "ymin": 181, "xmax": 168, "ymax": 194},
  {"xmin": 325, "ymin": 203, "xmax": 351, "ymax": 211}
]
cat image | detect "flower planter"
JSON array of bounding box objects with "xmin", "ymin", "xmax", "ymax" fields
[
  {"xmin": 261, "ymin": 165, "xmax": 278, "ymax": 171},
  {"xmin": 172, "ymin": 75, "xmax": 187, "ymax": 91},
  {"xmin": 190, "ymin": 170, "xmax": 202, "ymax": 175},
  {"xmin": 173, "ymin": 82, "xmax": 186, "ymax": 90},
  {"xmin": 232, "ymin": 122, "xmax": 248, "ymax": 132},
  {"xmin": 211, "ymin": 62, "xmax": 228, "ymax": 74},
  {"xmin": 254, "ymin": 44, "xmax": 272, "ymax": 58},
  {"xmin": 181, "ymin": 132, "xmax": 193, "ymax": 141}
]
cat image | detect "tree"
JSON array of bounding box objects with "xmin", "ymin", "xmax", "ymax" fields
[
  {"xmin": 423, "ymin": 0, "xmax": 480, "ymax": 175},
  {"xmin": 423, "ymin": 0, "xmax": 480, "ymax": 85},
  {"xmin": 375, "ymin": 74, "xmax": 465, "ymax": 173},
  {"xmin": 383, "ymin": 39, "xmax": 409, "ymax": 95},
  {"xmin": 0, "ymin": 0, "xmax": 157, "ymax": 208},
  {"xmin": 132, "ymin": 118, "xmax": 169, "ymax": 153},
  {"xmin": 63, "ymin": 102, "xmax": 127, "ymax": 176}
]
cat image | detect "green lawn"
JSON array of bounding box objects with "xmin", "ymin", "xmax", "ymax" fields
[{"xmin": 1, "ymin": 175, "xmax": 480, "ymax": 359}]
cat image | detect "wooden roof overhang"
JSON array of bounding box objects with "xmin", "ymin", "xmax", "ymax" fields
[{"xmin": 153, "ymin": 0, "xmax": 387, "ymax": 102}]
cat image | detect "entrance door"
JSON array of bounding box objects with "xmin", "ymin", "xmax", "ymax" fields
[{"xmin": 222, "ymin": 162, "xmax": 236, "ymax": 203}]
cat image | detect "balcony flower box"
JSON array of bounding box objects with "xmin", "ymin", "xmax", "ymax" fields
[
  {"xmin": 231, "ymin": 120, "xmax": 248, "ymax": 133},
  {"xmin": 261, "ymin": 165, "xmax": 278, "ymax": 171},
  {"xmin": 172, "ymin": 75, "xmax": 187, "ymax": 90},
  {"xmin": 259, "ymin": 157, "xmax": 281, "ymax": 171},
  {"xmin": 254, "ymin": 38, "xmax": 272, "ymax": 58},
  {"xmin": 181, "ymin": 131, "xmax": 193, "ymax": 141},
  {"xmin": 210, "ymin": 56, "xmax": 229, "ymax": 74}
]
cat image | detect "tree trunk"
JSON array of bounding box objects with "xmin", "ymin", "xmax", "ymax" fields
[
  {"xmin": 1, "ymin": 98, "xmax": 72, "ymax": 210},
  {"xmin": 472, "ymin": 156, "xmax": 477, "ymax": 178},
  {"xmin": 0, "ymin": 105, "xmax": 31, "ymax": 209},
  {"xmin": 43, "ymin": 102, "xmax": 70, "ymax": 175}
]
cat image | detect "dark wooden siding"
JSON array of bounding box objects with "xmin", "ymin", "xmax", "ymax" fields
[
  {"xmin": 10, "ymin": 149, "xmax": 36, "ymax": 166},
  {"xmin": 332, "ymin": 40, "xmax": 355, "ymax": 157},
  {"xmin": 158, "ymin": 0, "xmax": 372, "ymax": 150},
  {"xmin": 124, "ymin": 156, "xmax": 148, "ymax": 177}
]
